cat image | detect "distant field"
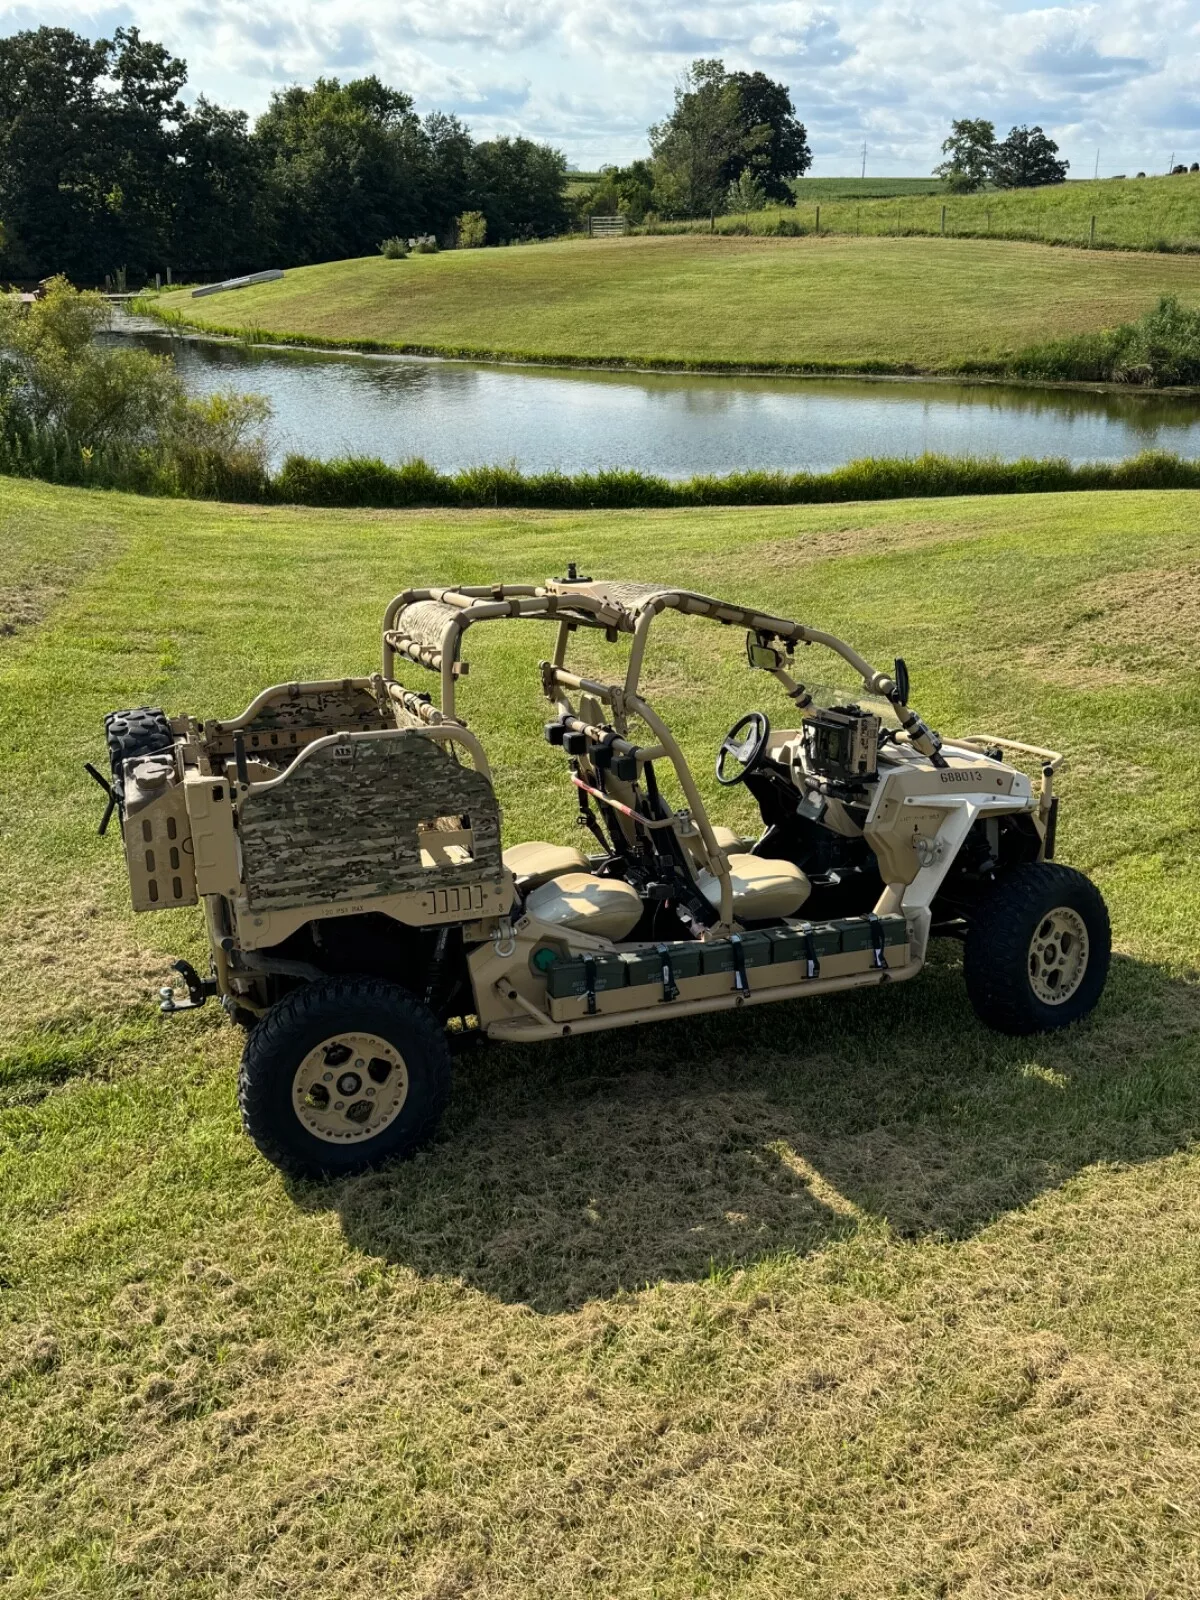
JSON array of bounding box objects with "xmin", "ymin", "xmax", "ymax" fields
[
  {"xmin": 153, "ymin": 235, "xmax": 1200, "ymax": 375},
  {"xmin": 664, "ymin": 173, "xmax": 1200, "ymax": 253},
  {"xmin": 792, "ymin": 176, "xmax": 946, "ymax": 199},
  {"xmin": 3, "ymin": 476, "xmax": 1200, "ymax": 1597}
]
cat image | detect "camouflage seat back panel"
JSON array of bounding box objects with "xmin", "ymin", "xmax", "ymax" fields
[
  {"xmin": 203, "ymin": 683, "xmax": 387, "ymax": 766},
  {"xmin": 239, "ymin": 733, "xmax": 503, "ymax": 912}
]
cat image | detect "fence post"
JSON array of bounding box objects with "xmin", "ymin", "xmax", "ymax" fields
[
  {"xmin": 154, "ymin": 272, "xmax": 161, "ymax": 291},
  {"xmin": 941, "ymin": 204, "xmax": 946, "ymax": 235},
  {"xmin": 166, "ymin": 266, "xmax": 172, "ymax": 285},
  {"xmin": 1090, "ymin": 214, "xmax": 1096, "ymax": 248},
  {"xmin": 815, "ymin": 204, "xmax": 820, "ymax": 235}
]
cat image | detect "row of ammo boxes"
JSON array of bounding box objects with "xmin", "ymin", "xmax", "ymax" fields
[{"xmin": 542, "ymin": 913, "xmax": 909, "ymax": 1022}]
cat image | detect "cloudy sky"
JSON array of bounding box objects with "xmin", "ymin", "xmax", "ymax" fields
[{"xmin": 13, "ymin": 0, "xmax": 1200, "ymax": 175}]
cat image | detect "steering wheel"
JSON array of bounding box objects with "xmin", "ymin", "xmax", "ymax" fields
[{"xmin": 716, "ymin": 712, "xmax": 770, "ymax": 787}]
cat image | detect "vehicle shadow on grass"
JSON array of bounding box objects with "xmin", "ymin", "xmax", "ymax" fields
[{"xmin": 297, "ymin": 948, "xmax": 1200, "ymax": 1314}]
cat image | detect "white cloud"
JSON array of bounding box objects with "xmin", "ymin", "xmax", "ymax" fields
[{"xmin": 4, "ymin": 0, "xmax": 1198, "ymax": 172}]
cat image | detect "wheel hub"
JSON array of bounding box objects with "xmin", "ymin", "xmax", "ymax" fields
[
  {"xmin": 1028, "ymin": 907, "xmax": 1089, "ymax": 1005},
  {"xmin": 292, "ymin": 1032, "xmax": 409, "ymax": 1144}
]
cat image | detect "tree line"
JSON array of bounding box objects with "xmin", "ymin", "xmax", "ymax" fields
[
  {"xmin": 934, "ymin": 119, "xmax": 1068, "ymax": 191},
  {"xmin": 581, "ymin": 75, "xmax": 1070, "ymax": 224},
  {"xmin": 0, "ymin": 26, "xmax": 571, "ymax": 284}
]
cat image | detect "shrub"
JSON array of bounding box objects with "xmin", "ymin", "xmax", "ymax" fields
[
  {"xmin": 456, "ymin": 211, "xmax": 487, "ymax": 248},
  {"xmin": 726, "ymin": 169, "xmax": 767, "ymax": 212},
  {"xmin": 1012, "ymin": 295, "xmax": 1200, "ymax": 386},
  {"xmin": 379, "ymin": 237, "xmax": 409, "ymax": 259},
  {"xmin": 411, "ymin": 235, "xmax": 439, "ymax": 254},
  {"xmin": 0, "ymin": 275, "xmax": 270, "ymax": 496}
]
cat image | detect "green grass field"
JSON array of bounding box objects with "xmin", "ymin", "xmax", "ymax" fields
[
  {"xmin": 3, "ymin": 475, "xmax": 1200, "ymax": 1596},
  {"xmin": 667, "ymin": 173, "xmax": 1200, "ymax": 253},
  {"xmin": 154, "ymin": 234, "xmax": 1200, "ymax": 374},
  {"xmin": 791, "ymin": 176, "xmax": 947, "ymax": 199}
]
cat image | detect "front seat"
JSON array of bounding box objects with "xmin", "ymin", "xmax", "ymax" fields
[
  {"xmin": 503, "ymin": 840, "xmax": 589, "ymax": 890},
  {"xmin": 524, "ymin": 872, "xmax": 643, "ymax": 941},
  {"xmin": 697, "ymin": 853, "xmax": 810, "ymax": 921}
]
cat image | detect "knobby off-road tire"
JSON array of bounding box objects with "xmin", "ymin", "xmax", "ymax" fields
[
  {"xmin": 964, "ymin": 862, "xmax": 1111, "ymax": 1036},
  {"xmin": 238, "ymin": 977, "xmax": 452, "ymax": 1179},
  {"xmin": 104, "ymin": 706, "xmax": 173, "ymax": 817}
]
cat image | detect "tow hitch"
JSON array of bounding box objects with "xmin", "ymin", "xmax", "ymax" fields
[{"xmin": 159, "ymin": 959, "xmax": 217, "ymax": 1014}]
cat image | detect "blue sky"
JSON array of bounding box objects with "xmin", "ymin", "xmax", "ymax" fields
[{"xmin": 14, "ymin": 0, "xmax": 1200, "ymax": 174}]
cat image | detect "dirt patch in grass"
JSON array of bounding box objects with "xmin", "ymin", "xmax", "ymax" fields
[
  {"xmin": 3, "ymin": 892, "xmax": 172, "ymax": 1037},
  {"xmin": 1021, "ymin": 563, "xmax": 1200, "ymax": 686},
  {"xmin": 0, "ymin": 581, "xmax": 64, "ymax": 639},
  {"xmin": 729, "ymin": 517, "xmax": 958, "ymax": 573}
]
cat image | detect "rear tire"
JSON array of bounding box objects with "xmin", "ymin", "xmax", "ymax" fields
[
  {"xmin": 964, "ymin": 863, "xmax": 1110, "ymax": 1036},
  {"xmin": 238, "ymin": 977, "xmax": 452, "ymax": 1179}
]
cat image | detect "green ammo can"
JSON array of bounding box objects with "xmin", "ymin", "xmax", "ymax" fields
[
  {"xmin": 699, "ymin": 931, "xmax": 774, "ymax": 975},
  {"xmin": 836, "ymin": 914, "xmax": 908, "ymax": 954},
  {"xmin": 766, "ymin": 921, "xmax": 842, "ymax": 964},
  {"xmin": 621, "ymin": 942, "xmax": 704, "ymax": 996},
  {"xmin": 545, "ymin": 952, "xmax": 628, "ymax": 1001}
]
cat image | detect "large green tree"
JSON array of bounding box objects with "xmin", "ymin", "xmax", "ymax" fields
[
  {"xmin": 0, "ymin": 28, "xmax": 117, "ymax": 280},
  {"xmin": 934, "ymin": 118, "xmax": 997, "ymax": 193},
  {"xmin": 255, "ymin": 76, "xmax": 429, "ymax": 264},
  {"xmin": 725, "ymin": 71, "xmax": 811, "ymax": 202},
  {"xmin": 991, "ymin": 125, "xmax": 1069, "ymax": 188},
  {"xmin": 466, "ymin": 137, "xmax": 569, "ymax": 243},
  {"xmin": 650, "ymin": 60, "xmax": 808, "ymax": 218},
  {"xmin": 650, "ymin": 60, "xmax": 754, "ymax": 218}
]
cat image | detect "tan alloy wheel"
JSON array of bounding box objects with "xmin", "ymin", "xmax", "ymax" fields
[
  {"xmin": 1027, "ymin": 907, "xmax": 1089, "ymax": 1005},
  {"xmin": 292, "ymin": 1032, "xmax": 409, "ymax": 1143}
]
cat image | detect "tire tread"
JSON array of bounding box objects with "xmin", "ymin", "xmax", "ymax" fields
[
  {"xmin": 238, "ymin": 976, "xmax": 451, "ymax": 1178},
  {"xmin": 963, "ymin": 862, "xmax": 1110, "ymax": 1035}
]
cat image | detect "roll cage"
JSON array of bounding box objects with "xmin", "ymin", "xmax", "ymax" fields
[{"xmin": 380, "ymin": 574, "xmax": 947, "ymax": 934}]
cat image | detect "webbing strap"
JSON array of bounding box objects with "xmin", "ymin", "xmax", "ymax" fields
[
  {"xmin": 868, "ymin": 914, "xmax": 888, "ymax": 970},
  {"xmin": 582, "ymin": 953, "xmax": 598, "ymax": 1015},
  {"xmin": 730, "ymin": 934, "xmax": 751, "ymax": 996},
  {"xmin": 656, "ymin": 943, "xmax": 679, "ymax": 1001},
  {"xmin": 803, "ymin": 930, "xmax": 820, "ymax": 980}
]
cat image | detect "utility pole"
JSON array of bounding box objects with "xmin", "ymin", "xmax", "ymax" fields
[
  {"xmin": 1094, "ymin": 147, "xmax": 1100, "ymax": 180},
  {"xmin": 861, "ymin": 140, "xmax": 867, "ymax": 180},
  {"xmin": 1169, "ymin": 150, "xmax": 1175, "ymax": 174}
]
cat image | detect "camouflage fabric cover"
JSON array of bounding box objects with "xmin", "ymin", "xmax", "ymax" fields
[
  {"xmin": 238, "ymin": 732, "xmax": 503, "ymax": 911},
  {"xmin": 391, "ymin": 601, "xmax": 460, "ymax": 654},
  {"xmin": 209, "ymin": 683, "xmax": 383, "ymax": 740}
]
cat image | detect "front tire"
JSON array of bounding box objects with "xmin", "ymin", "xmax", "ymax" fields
[
  {"xmin": 238, "ymin": 977, "xmax": 452, "ymax": 1178},
  {"xmin": 963, "ymin": 863, "xmax": 1110, "ymax": 1036}
]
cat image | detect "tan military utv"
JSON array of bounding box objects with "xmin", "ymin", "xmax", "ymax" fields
[{"xmin": 95, "ymin": 570, "xmax": 1110, "ymax": 1178}]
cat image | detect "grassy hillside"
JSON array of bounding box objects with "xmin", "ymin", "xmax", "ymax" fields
[
  {"xmin": 792, "ymin": 176, "xmax": 947, "ymax": 199},
  {"xmin": 153, "ymin": 234, "xmax": 1200, "ymax": 374},
  {"xmin": 664, "ymin": 173, "xmax": 1200, "ymax": 253},
  {"xmin": 3, "ymin": 476, "xmax": 1200, "ymax": 1597}
]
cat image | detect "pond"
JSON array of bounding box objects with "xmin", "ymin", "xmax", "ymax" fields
[{"xmin": 109, "ymin": 314, "xmax": 1200, "ymax": 478}]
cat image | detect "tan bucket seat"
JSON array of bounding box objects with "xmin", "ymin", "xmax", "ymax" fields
[
  {"xmin": 525, "ymin": 872, "xmax": 644, "ymax": 941},
  {"xmin": 503, "ymin": 840, "xmax": 589, "ymax": 890},
  {"xmin": 698, "ymin": 853, "xmax": 811, "ymax": 921}
]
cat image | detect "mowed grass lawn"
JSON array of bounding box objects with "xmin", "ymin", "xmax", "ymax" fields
[
  {"xmin": 156, "ymin": 233, "xmax": 1200, "ymax": 373},
  {"xmin": 3, "ymin": 477, "xmax": 1200, "ymax": 1596}
]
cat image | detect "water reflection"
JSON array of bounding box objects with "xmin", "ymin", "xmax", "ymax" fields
[{"xmin": 106, "ymin": 316, "xmax": 1200, "ymax": 477}]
